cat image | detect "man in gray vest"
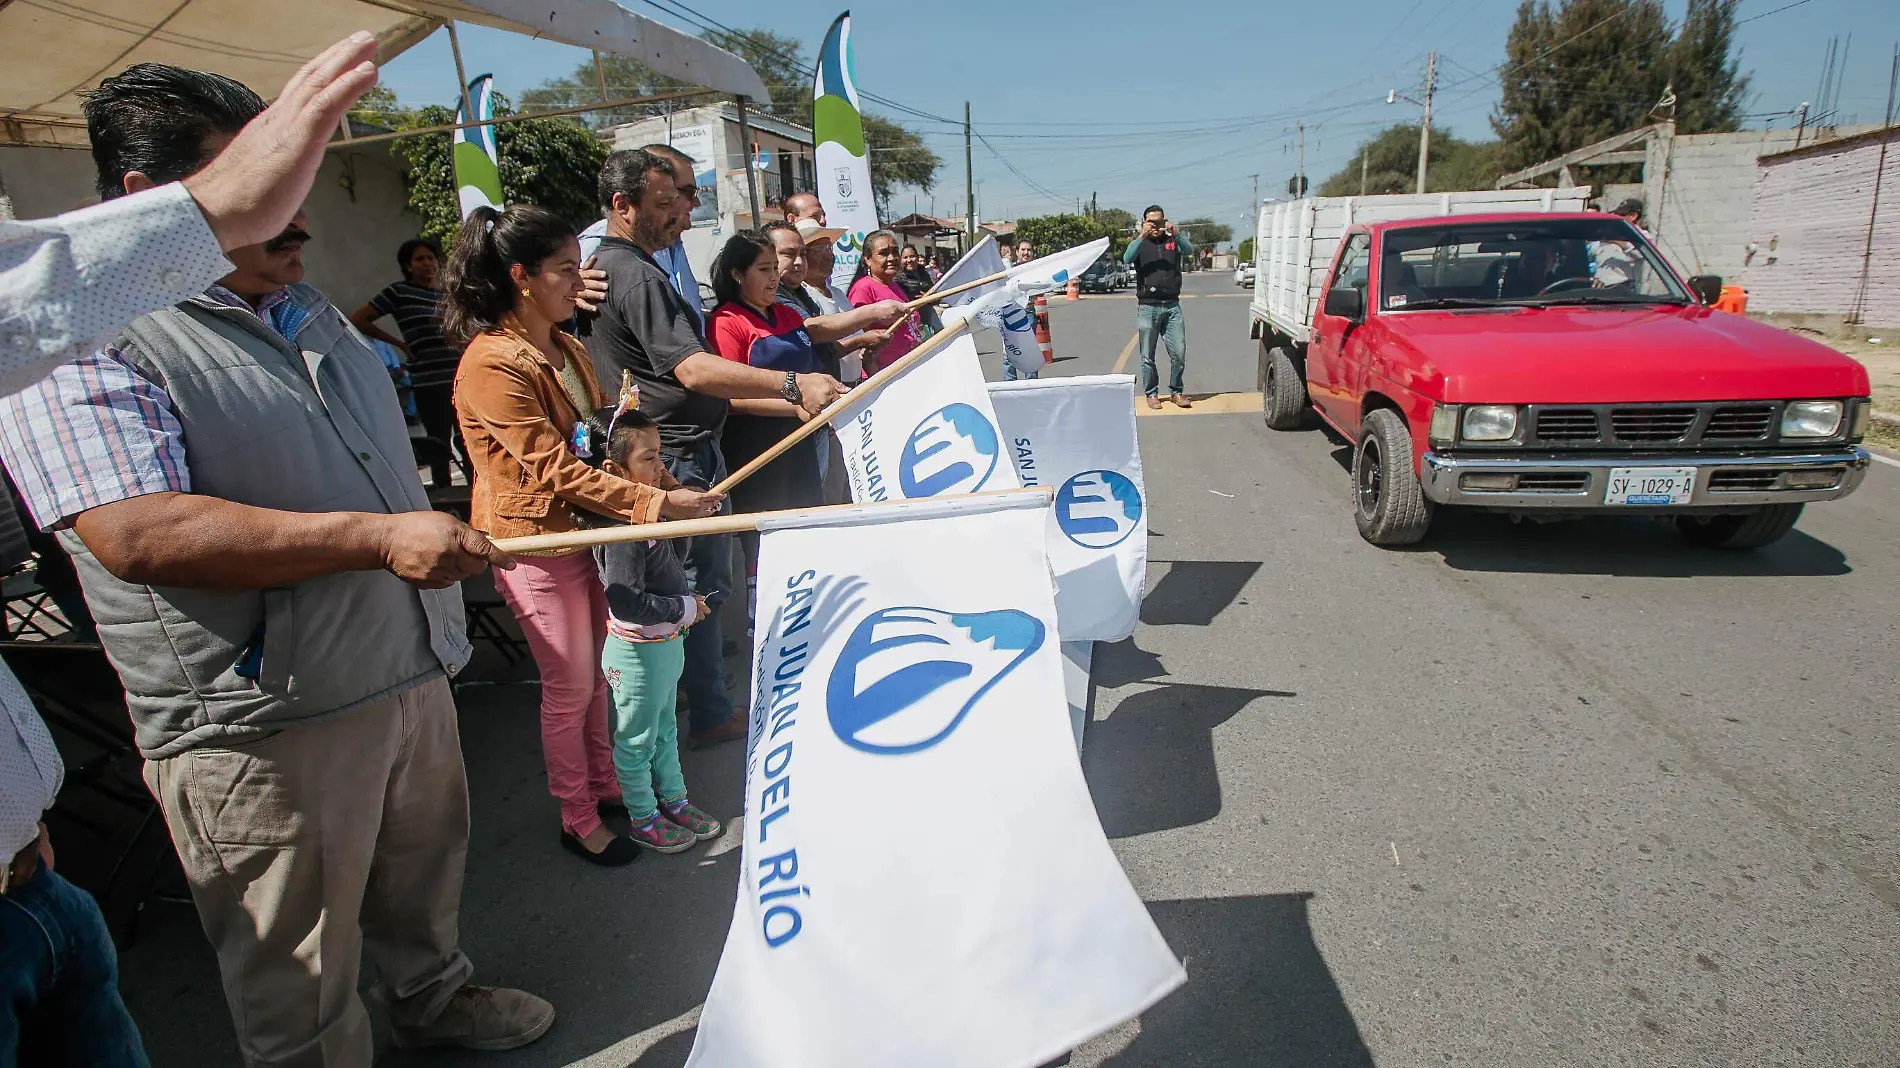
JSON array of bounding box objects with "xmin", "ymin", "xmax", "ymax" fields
[{"xmin": 0, "ymin": 64, "xmax": 552, "ymax": 1066}]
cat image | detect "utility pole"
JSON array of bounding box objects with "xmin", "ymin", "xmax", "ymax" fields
[
  {"xmin": 964, "ymin": 101, "xmax": 975, "ymax": 245},
  {"xmin": 1296, "ymin": 121, "xmax": 1306, "ymax": 196},
  {"xmin": 736, "ymin": 96, "xmax": 763, "ymax": 227},
  {"xmin": 1360, "ymin": 146, "xmax": 1369, "ymax": 196},
  {"xmin": 1416, "ymin": 51, "xmax": 1437, "ymax": 194},
  {"xmin": 1249, "ymin": 173, "xmax": 1258, "ymax": 240}
]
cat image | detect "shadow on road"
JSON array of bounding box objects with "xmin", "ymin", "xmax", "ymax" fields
[
  {"xmin": 1092, "ymin": 637, "xmax": 1169, "ymax": 688},
  {"xmin": 1083, "ymin": 683, "xmax": 1290, "ymax": 839},
  {"xmin": 1086, "ymin": 893, "xmax": 1374, "ymax": 1068},
  {"xmin": 1423, "ymin": 510, "xmax": 1852, "ymax": 577},
  {"xmin": 1140, "ymin": 561, "xmax": 1263, "ymax": 627}
]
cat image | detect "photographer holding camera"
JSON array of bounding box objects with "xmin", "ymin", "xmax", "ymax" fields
[{"xmin": 1121, "ymin": 204, "xmax": 1195, "ymax": 409}]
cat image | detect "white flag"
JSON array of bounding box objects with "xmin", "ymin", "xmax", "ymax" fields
[
  {"xmin": 687, "ymin": 492, "xmax": 1183, "ymax": 1068},
  {"xmin": 1007, "ymin": 236, "xmax": 1111, "ymax": 295},
  {"xmin": 834, "ymin": 330, "xmax": 1020, "ymax": 503},
  {"xmin": 989, "ymin": 375, "xmax": 1148, "ymax": 642},
  {"xmin": 932, "ymin": 236, "xmax": 1040, "ymax": 372}
]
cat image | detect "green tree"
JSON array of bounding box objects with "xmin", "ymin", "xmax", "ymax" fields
[
  {"xmin": 1491, "ymin": 0, "xmax": 1673, "ymax": 173},
  {"xmin": 390, "ymin": 95, "xmax": 609, "ymax": 243},
  {"xmin": 1012, "ymin": 214, "xmax": 1110, "ymax": 257},
  {"xmin": 1175, "ymin": 217, "xmax": 1232, "ymax": 246},
  {"xmin": 1667, "ymin": 0, "xmax": 1749, "ymax": 133},
  {"xmin": 522, "ymin": 27, "xmax": 939, "ymax": 211},
  {"xmin": 1237, "ymin": 237, "xmax": 1255, "ymax": 261},
  {"xmin": 1317, "ymin": 123, "xmax": 1504, "ymax": 195}
]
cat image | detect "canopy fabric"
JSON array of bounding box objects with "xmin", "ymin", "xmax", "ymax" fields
[{"xmin": 0, "ymin": 0, "xmax": 768, "ymax": 148}]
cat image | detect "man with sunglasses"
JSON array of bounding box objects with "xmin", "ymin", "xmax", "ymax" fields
[{"xmin": 579, "ymin": 144, "xmax": 706, "ymax": 327}]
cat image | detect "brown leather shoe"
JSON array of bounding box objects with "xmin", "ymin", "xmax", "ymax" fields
[
  {"xmin": 1144, "ymin": 395, "xmax": 1164, "ymax": 410},
  {"xmin": 392, "ymin": 985, "xmax": 554, "ymax": 1051},
  {"xmin": 1171, "ymin": 393, "xmax": 1194, "ymax": 408},
  {"xmin": 689, "ymin": 717, "xmax": 748, "ymax": 750}
]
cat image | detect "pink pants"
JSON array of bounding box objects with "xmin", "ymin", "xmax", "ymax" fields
[{"xmin": 493, "ymin": 550, "xmax": 618, "ymax": 839}]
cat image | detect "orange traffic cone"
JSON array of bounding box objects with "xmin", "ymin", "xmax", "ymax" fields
[
  {"xmin": 1033, "ymin": 293, "xmax": 1053, "ymax": 365},
  {"xmin": 1065, "ymin": 279, "xmax": 1080, "ymax": 301}
]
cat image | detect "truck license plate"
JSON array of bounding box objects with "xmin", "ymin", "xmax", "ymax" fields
[{"xmin": 1606, "ymin": 467, "xmax": 1695, "ymax": 505}]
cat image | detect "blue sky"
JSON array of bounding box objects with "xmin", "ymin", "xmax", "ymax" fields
[{"xmin": 380, "ymin": 0, "xmax": 1900, "ymax": 235}]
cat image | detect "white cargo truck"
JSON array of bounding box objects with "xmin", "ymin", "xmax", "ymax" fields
[{"xmin": 1248, "ymin": 188, "xmax": 1592, "ymax": 347}]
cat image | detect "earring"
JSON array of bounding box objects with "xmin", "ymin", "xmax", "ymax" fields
[{"xmin": 521, "ymin": 289, "xmax": 531, "ymax": 297}]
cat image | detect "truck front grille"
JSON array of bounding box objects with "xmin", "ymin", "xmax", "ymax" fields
[
  {"xmin": 1703, "ymin": 405, "xmax": 1775, "ymax": 440},
  {"xmin": 1610, "ymin": 408, "xmax": 1698, "ymax": 442},
  {"xmin": 1534, "ymin": 410, "xmax": 1600, "ymax": 441},
  {"xmin": 1515, "ymin": 472, "xmax": 1590, "ymax": 492}
]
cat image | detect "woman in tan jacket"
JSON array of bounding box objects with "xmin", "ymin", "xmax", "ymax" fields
[{"xmin": 442, "ymin": 205, "xmax": 720, "ymax": 866}]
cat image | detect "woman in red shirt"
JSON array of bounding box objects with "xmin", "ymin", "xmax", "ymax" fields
[
  {"xmin": 707, "ymin": 232, "xmax": 826, "ymax": 515},
  {"xmin": 846, "ymin": 229, "xmax": 923, "ymax": 374}
]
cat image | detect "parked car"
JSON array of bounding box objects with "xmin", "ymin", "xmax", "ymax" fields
[
  {"xmin": 1234, "ymin": 261, "xmax": 1257, "ymax": 287},
  {"xmin": 1250, "ymin": 203, "xmax": 1872, "ymax": 549},
  {"xmin": 1078, "ymin": 261, "xmax": 1119, "ymax": 293}
]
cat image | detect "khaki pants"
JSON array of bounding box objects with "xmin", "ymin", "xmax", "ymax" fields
[{"xmin": 144, "ymin": 678, "xmax": 474, "ymax": 1067}]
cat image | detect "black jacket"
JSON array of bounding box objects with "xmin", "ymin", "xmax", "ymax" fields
[{"xmin": 594, "ymin": 536, "xmax": 693, "ymax": 627}]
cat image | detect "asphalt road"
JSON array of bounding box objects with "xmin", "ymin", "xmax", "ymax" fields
[{"xmin": 118, "ymin": 271, "xmax": 1899, "ymax": 1067}]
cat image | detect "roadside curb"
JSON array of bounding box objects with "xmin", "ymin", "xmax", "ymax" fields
[{"xmin": 1875, "ymin": 410, "xmax": 1900, "ymax": 429}]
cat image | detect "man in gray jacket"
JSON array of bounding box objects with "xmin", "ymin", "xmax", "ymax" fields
[{"xmin": 0, "ymin": 63, "xmax": 550, "ymax": 1067}]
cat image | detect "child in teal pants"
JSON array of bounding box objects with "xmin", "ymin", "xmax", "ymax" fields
[{"xmin": 592, "ymin": 409, "xmax": 722, "ymax": 853}]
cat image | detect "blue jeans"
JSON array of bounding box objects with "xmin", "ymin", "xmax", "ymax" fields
[
  {"xmin": 1002, "ymin": 346, "xmax": 1040, "ymax": 381},
  {"xmin": 0, "ymin": 863, "xmax": 150, "ymax": 1068},
  {"xmin": 1136, "ymin": 301, "xmax": 1187, "ymax": 396},
  {"xmin": 664, "ymin": 439, "xmax": 734, "ymax": 732}
]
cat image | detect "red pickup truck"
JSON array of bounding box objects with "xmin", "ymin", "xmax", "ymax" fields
[{"xmin": 1255, "ymin": 211, "xmax": 1873, "ymax": 548}]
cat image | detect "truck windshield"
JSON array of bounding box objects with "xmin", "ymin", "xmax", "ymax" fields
[{"xmin": 1378, "ymin": 218, "xmax": 1690, "ymax": 311}]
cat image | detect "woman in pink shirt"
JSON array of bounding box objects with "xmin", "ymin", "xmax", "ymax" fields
[{"xmin": 846, "ymin": 230, "xmax": 922, "ymax": 375}]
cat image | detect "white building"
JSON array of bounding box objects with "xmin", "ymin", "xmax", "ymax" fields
[
  {"xmin": 602, "ymin": 104, "xmax": 815, "ymax": 283},
  {"xmin": 1741, "ymin": 128, "xmax": 1899, "ymax": 328}
]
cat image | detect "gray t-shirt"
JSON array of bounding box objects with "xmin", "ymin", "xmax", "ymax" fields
[{"xmin": 583, "ymin": 235, "xmax": 727, "ymax": 452}]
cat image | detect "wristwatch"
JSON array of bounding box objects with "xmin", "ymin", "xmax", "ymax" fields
[{"xmin": 779, "ymin": 370, "xmax": 801, "ymax": 405}]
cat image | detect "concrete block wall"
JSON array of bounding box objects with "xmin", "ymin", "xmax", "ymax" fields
[
  {"xmin": 1651, "ymin": 129, "xmax": 1811, "ymax": 280},
  {"xmin": 0, "ymin": 141, "xmax": 418, "ymax": 315},
  {"xmin": 1742, "ymin": 137, "xmax": 1899, "ymax": 328}
]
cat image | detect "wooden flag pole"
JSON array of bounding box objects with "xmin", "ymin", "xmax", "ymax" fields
[
  {"xmin": 903, "ymin": 268, "xmax": 1012, "ymax": 312},
  {"xmin": 706, "ymin": 316, "xmax": 973, "ymax": 497},
  {"xmin": 491, "ymin": 487, "xmax": 1049, "ymax": 555}
]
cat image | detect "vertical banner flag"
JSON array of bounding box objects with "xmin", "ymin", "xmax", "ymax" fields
[
  {"xmin": 989, "ymin": 375, "xmax": 1148, "ymax": 642},
  {"xmin": 812, "ymin": 13, "xmax": 879, "ymax": 293},
  {"xmin": 834, "ymin": 329, "xmax": 1020, "ymax": 504},
  {"xmin": 687, "ymin": 493, "xmax": 1184, "ymax": 1068},
  {"xmin": 932, "ymin": 236, "xmax": 1042, "ymax": 374},
  {"xmin": 452, "ymin": 74, "xmax": 503, "ymax": 218}
]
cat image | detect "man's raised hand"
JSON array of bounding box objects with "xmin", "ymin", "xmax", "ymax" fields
[{"xmin": 182, "ymin": 32, "xmax": 380, "ymax": 251}]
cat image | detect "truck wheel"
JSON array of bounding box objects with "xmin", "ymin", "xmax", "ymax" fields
[
  {"xmin": 1260, "ymin": 343, "xmax": 1308, "ymax": 431},
  {"xmin": 1352, "ymin": 408, "xmax": 1434, "ymax": 546},
  {"xmin": 1675, "ymin": 504, "xmax": 1804, "ymax": 550}
]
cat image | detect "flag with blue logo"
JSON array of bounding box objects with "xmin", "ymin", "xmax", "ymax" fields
[
  {"xmin": 833, "ymin": 329, "xmax": 1020, "ymax": 504},
  {"xmin": 989, "ymin": 375, "xmax": 1148, "ymax": 642},
  {"xmin": 452, "ymin": 74, "xmax": 502, "ymax": 218},
  {"xmin": 931, "ymin": 236, "xmax": 1041, "ymax": 374},
  {"xmin": 686, "ymin": 492, "xmax": 1183, "ymax": 1068}
]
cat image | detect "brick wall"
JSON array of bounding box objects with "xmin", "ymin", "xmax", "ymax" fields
[
  {"xmin": 1742, "ymin": 136, "xmax": 1899, "ymax": 328},
  {"xmin": 1651, "ymin": 130, "xmax": 1809, "ymax": 278}
]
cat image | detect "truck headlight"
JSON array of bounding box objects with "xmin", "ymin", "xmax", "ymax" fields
[
  {"xmin": 1461, "ymin": 404, "xmax": 1519, "ymax": 442},
  {"xmin": 1780, "ymin": 400, "xmax": 1843, "ymax": 439},
  {"xmin": 1428, "ymin": 405, "xmax": 1459, "ymax": 448}
]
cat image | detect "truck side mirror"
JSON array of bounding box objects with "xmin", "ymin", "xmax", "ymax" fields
[
  {"xmin": 1323, "ymin": 286, "xmax": 1365, "ymax": 321},
  {"xmin": 1686, "ymin": 274, "xmax": 1723, "ymax": 305}
]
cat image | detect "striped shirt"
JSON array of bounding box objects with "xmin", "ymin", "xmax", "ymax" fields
[
  {"xmin": 0, "ymin": 286, "xmax": 305, "ymax": 531},
  {"xmin": 367, "ymin": 281, "xmax": 457, "ymax": 388}
]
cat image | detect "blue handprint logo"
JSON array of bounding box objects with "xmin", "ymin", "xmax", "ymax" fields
[
  {"xmin": 1054, "ymin": 470, "xmax": 1143, "ymax": 548},
  {"xmin": 899, "ymin": 403, "xmax": 1002, "ymax": 498},
  {"xmin": 827, "ymin": 607, "xmax": 1045, "ymax": 755}
]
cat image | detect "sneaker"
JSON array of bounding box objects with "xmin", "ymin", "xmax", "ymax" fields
[
  {"xmin": 626, "ymin": 812, "xmax": 697, "ymax": 853},
  {"xmin": 391, "ymin": 985, "xmax": 554, "ymax": 1052},
  {"xmin": 662, "ymin": 800, "xmax": 722, "ymax": 841}
]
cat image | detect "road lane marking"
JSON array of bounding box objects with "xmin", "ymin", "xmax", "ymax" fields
[
  {"xmin": 1134, "ymin": 391, "xmax": 1265, "ymax": 416},
  {"xmin": 1111, "ymin": 331, "xmax": 1138, "ymax": 374},
  {"xmin": 1870, "ymin": 449, "xmax": 1900, "ymax": 469}
]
